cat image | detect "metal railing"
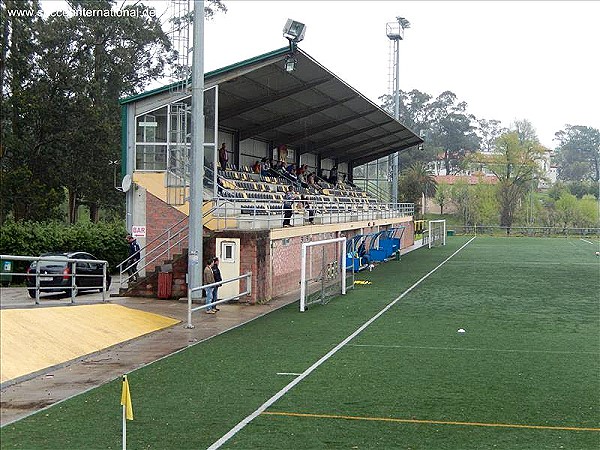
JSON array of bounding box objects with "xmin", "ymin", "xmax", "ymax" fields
[
  {"xmin": 208, "ymin": 196, "xmax": 414, "ymax": 231},
  {"xmin": 117, "ymin": 215, "xmax": 189, "ymax": 287},
  {"xmin": 0, "ymin": 254, "xmax": 109, "ymax": 305},
  {"xmin": 186, "ymin": 272, "xmax": 252, "ymax": 328}
]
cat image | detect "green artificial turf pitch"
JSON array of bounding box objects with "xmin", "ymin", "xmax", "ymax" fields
[{"xmin": 1, "ymin": 236, "xmax": 599, "ymax": 449}]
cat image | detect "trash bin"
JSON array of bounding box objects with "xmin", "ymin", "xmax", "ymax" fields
[
  {"xmin": 447, "ymin": 230, "xmax": 455, "ymax": 236},
  {"xmin": 0, "ymin": 259, "xmax": 13, "ymax": 287},
  {"xmin": 157, "ymin": 272, "xmax": 173, "ymax": 299}
]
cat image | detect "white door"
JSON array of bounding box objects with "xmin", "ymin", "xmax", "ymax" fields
[{"xmin": 215, "ymin": 238, "xmax": 240, "ymax": 300}]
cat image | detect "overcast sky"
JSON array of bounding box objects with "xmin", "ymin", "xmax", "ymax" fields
[{"xmin": 42, "ymin": 1, "xmax": 599, "ymax": 149}]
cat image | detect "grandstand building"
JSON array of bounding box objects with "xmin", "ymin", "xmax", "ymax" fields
[{"xmin": 119, "ymin": 47, "xmax": 423, "ymax": 302}]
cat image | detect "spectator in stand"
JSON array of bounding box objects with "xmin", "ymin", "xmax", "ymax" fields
[
  {"xmin": 329, "ymin": 165, "xmax": 338, "ymax": 185},
  {"xmin": 282, "ymin": 186, "xmax": 295, "ymax": 227},
  {"xmin": 296, "ymin": 164, "xmax": 308, "ymax": 176},
  {"xmin": 307, "ymin": 172, "xmax": 320, "ymax": 190},
  {"xmin": 252, "ymin": 160, "xmax": 261, "ymax": 173},
  {"xmin": 277, "ymin": 144, "xmax": 288, "ymax": 163},
  {"xmin": 260, "ymin": 157, "xmax": 271, "ymax": 176},
  {"xmin": 218, "ymin": 143, "xmax": 228, "ymax": 170},
  {"xmin": 286, "ymin": 163, "xmax": 297, "ymax": 178},
  {"xmin": 298, "ymin": 171, "xmax": 307, "ymax": 185},
  {"xmin": 301, "ymin": 195, "xmax": 315, "ymax": 224}
]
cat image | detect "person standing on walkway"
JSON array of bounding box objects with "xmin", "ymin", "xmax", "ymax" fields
[
  {"xmin": 211, "ymin": 257, "xmax": 222, "ymax": 311},
  {"xmin": 126, "ymin": 235, "xmax": 140, "ymax": 282},
  {"xmin": 203, "ymin": 260, "xmax": 216, "ymax": 314}
]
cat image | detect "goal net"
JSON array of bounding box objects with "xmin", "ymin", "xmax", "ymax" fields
[
  {"xmin": 428, "ymin": 220, "xmax": 446, "ymax": 248},
  {"xmin": 300, "ymin": 237, "xmax": 347, "ymax": 312}
]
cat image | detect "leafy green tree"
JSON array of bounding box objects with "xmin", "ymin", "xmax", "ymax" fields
[
  {"xmin": 427, "ymin": 91, "xmax": 480, "ymax": 175},
  {"xmin": 512, "ymin": 119, "xmax": 539, "ymax": 145},
  {"xmin": 578, "ymin": 195, "xmax": 600, "ymax": 228},
  {"xmin": 0, "ymin": 0, "xmax": 63, "ymax": 223},
  {"xmin": 471, "ymin": 182, "xmax": 499, "ymax": 225},
  {"xmin": 555, "ymin": 192, "xmax": 580, "ymax": 230},
  {"xmin": 398, "ymin": 162, "xmax": 437, "ymax": 216},
  {"xmin": 470, "ymin": 132, "xmax": 545, "ymax": 231},
  {"xmin": 449, "ymin": 179, "xmax": 472, "ymax": 225},
  {"xmin": 476, "ymin": 118, "xmax": 508, "ymax": 153},
  {"xmin": 433, "ymin": 182, "xmax": 450, "ymax": 215},
  {"xmin": 554, "ymin": 125, "xmax": 600, "ymax": 182}
]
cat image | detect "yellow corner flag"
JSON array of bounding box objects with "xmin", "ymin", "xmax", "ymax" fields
[{"xmin": 121, "ymin": 375, "xmax": 134, "ymax": 420}]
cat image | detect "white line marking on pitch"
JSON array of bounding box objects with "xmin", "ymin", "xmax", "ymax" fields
[
  {"xmin": 207, "ymin": 236, "xmax": 477, "ymax": 450},
  {"xmin": 580, "ymin": 238, "xmax": 596, "ymax": 245},
  {"xmin": 277, "ymin": 372, "xmax": 302, "ymax": 376},
  {"xmin": 348, "ymin": 344, "xmax": 599, "ymax": 355}
]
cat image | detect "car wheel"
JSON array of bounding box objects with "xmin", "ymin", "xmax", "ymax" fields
[{"xmin": 28, "ymin": 288, "xmax": 36, "ymax": 298}]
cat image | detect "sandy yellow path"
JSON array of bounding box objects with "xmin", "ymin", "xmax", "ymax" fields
[{"xmin": 1, "ymin": 304, "xmax": 179, "ymax": 383}]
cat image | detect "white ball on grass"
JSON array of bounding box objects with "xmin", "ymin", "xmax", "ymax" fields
[{"xmin": 457, "ymin": 328, "xmax": 466, "ymax": 334}]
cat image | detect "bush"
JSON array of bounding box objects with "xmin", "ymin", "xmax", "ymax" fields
[{"xmin": 0, "ymin": 220, "xmax": 128, "ymax": 272}]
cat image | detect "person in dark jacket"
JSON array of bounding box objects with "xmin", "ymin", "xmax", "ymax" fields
[
  {"xmin": 211, "ymin": 257, "xmax": 222, "ymax": 311},
  {"xmin": 126, "ymin": 235, "xmax": 140, "ymax": 282}
]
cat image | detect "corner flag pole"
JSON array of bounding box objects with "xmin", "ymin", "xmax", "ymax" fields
[{"xmin": 121, "ymin": 374, "xmax": 134, "ymax": 450}]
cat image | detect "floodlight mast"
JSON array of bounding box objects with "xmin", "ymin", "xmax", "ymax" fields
[
  {"xmin": 386, "ymin": 16, "xmax": 410, "ymax": 206},
  {"xmin": 187, "ymin": 0, "xmax": 205, "ymax": 320},
  {"xmin": 283, "ymin": 19, "xmax": 306, "ymax": 72}
]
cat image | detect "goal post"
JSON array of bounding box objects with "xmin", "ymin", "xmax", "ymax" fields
[
  {"xmin": 428, "ymin": 219, "xmax": 446, "ymax": 249},
  {"xmin": 300, "ymin": 237, "xmax": 347, "ymax": 312}
]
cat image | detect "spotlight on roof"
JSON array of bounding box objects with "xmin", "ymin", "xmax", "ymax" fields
[
  {"xmin": 283, "ymin": 19, "xmax": 306, "ymax": 43},
  {"xmin": 284, "ymin": 55, "xmax": 298, "ymax": 72}
]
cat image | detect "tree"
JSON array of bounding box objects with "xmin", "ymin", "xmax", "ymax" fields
[
  {"xmin": 476, "ymin": 118, "xmax": 508, "ymax": 153},
  {"xmin": 471, "ymin": 132, "xmax": 545, "ymax": 232},
  {"xmin": 578, "ymin": 195, "xmax": 600, "ymax": 228},
  {"xmin": 398, "ymin": 162, "xmax": 437, "ymax": 215},
  {"xmin": 379, "ymin": 89, "xmax": 480, "ymax": 174},
  {"xmin": 1, "ymin": 0, "xmax": 227, "ymax": 224},
  {"xmin": 0, "ymin": 0, "xmax": 64, "ymax": 223},
  {"xmin": 554, "ymin": 125, "xmax": 600, "ymax": 183},
  {"xmin": 450, "ymin": 179, "xmax": 472, "ymax": 225},
  {"xmin": 427, "ymin": 91, "xmax": 480, "ymax": 175},
  {"xmin": 554, "ymin": 192, "xmax": 580, "ymax": 230},
  {"xmin": 433, "ymin": 182, "xmax": 450, "ymax": 215},
  {"xmin": 511, "ymin": 119, "xmax": 539, "ymax": 145}
]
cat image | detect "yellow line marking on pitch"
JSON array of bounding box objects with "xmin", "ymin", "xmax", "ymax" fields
[{"xmin": 261, "ymin": 411, "xmax": 600, "ymax": 432}]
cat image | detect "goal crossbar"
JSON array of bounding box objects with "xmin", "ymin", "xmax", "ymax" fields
[{"xmin": 300, "ymin": 237, "xmax": 347, "ymax": 312}]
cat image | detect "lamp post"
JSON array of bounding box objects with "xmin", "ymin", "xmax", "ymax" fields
[{"xmin": 386, "ymin": 16, "xmax": 410, "ymax": 206}]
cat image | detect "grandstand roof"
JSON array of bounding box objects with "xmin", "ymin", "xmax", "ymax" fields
[{"xmin": 121, "ymin": 47, "xmax": 423, "ymax": 167}]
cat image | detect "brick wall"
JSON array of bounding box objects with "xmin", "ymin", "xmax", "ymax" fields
[{"xmin": 145, "ymin": 192, "xmax": 189, "ymax": 274}]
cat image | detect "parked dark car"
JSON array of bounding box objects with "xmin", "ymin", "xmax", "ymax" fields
[{"xmin": 26, "ymin": 252, "xmax": 111, "ymax": 298}]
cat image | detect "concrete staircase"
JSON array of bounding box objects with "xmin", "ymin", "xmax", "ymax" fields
[{"xmin": 118, "ymin": 249, "xmax": 189, "ymax": 300}]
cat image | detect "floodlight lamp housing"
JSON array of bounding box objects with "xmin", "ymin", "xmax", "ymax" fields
[
  {"xmin": 284, "ymin": 54, "xmax": 298, "ymax": 72},
  {"xmin": 386, "ymin": 22, "xmax": 404, "ymax": 40},
  {"xmin": 283, "ymin": 19, "xmax": 306, "ymax": 43}
]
